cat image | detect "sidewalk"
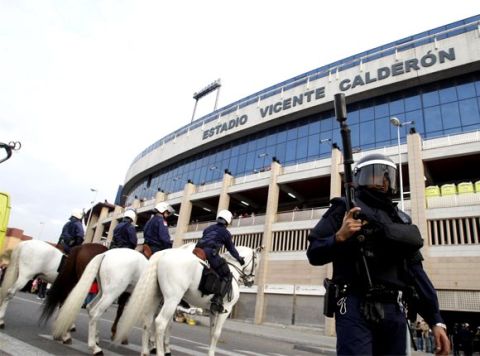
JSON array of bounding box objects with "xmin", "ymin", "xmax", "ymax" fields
[{"xmin": 193, "ymin": 315, "xmax": 433, "ymax": 355}]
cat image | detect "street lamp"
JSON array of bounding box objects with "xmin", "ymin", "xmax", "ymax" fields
[
  {"xmin": 38, "ymin": 222, "xmax": 45, "ymax": 240},
  {"xmin": 389, "ymin": 117, "xmax": 414, "ymax": 210},
  {"xmin": 85, "ymin": 188, "xmax": 98, "ymax": 231}
]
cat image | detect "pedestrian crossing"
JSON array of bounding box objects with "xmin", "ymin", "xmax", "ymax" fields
[{"xmin": 34, "ymin": 334, "xmax": 292, "ymax": 356}]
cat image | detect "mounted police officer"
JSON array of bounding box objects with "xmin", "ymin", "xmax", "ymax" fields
[
  {"xmin": 307, "ymin": 153, "xmax": 450, "ymax": 355},
  {"xmin": 110, "ymin": 210, "xmax": 137, "ymax": 249},
  {"xmin": 143, "ymin": 202, "xmax": 175, "ymax": 254},
  {"xmin": 195, "ymin": 209, "xmax": 245, "ymax": 313},
  {"xmin": 57, "ymin": 209, "xmax": 85, "ymax": 254}
]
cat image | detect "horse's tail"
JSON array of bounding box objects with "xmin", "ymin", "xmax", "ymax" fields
[
  {"xmin": 0, "ymin": 243, "xmax": 21, "ymax": 303},
  {"xmin": 114, "ymin": 251, "xmax": 162, "ymax": 344},
  {"xmin": 52, "ymin": 253, "xmax": 105, "ymax": 339},
  {"xmin": 40, "ymin": 247, "xmax": 79, "ymax": 323}
]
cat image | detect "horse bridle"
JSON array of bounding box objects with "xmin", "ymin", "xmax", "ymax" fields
[{"xmin": 227, "ymin": 250, "xmax": 257, "ymax": 286}]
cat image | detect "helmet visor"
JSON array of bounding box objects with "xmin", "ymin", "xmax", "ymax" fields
[{"xmin": 355, "ymin": 163, "xmax": 397, "ymax": 194}]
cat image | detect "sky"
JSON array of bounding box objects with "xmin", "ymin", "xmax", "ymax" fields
[{"xmin": 1, "ymin": 1, "xmax": 479, "ymax": 243}]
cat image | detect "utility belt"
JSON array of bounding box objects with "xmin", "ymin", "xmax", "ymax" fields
[{"xmin": 323, "ymin": 278, "xmax": 403, "ymax": 318}]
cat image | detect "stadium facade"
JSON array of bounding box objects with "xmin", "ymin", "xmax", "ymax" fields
[{"xmin": 86, "ymin": 15, "xmax": 480, "ymax": 332}]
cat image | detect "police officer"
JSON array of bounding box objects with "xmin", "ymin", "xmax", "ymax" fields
[
  {"xmin": 307, "ymin": 153, "xmax": 450, "ymax": 356},
  {"xmin": 110, "ymin": 210, "xmax": 137, "ymax": 249},
  {"xmin": 195, "ymin": 209, "xmax": 245, "ymax": 313},
  {"xmin": 58, "ymin": 209, "xmax": 85, "ymax": 254},
  {"xmin": 143, "ymin": 202, "xmax": 175, "ymax": 253}
]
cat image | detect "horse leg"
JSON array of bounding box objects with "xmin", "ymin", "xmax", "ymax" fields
[
  {"xmin": 111, "ymin": 291, "xmax": 130, "ymax": 343},
  {"xmin": 88, "ymin": 295, "xmax": 115, "ymax": 355},
  {"xmin": 0, "ymin": 275, "xmax": 30, "ymax": 328},
  {"xmin": 154, "ymin": 300, "xmax": 177, "ymax": 356},
  {"xmin": 208, "ymin": 311, "xmax": 230, "ymax": 356}
]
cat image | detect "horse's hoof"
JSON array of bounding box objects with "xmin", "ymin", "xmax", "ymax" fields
[
  {"xmin": 70, "ymin": 326, "xmax": 76, "ymax": 332},
  {"xmin": 0, "ymin": 323, "xmax": 4, "ymax": 329},
  {"xmin": 93, "ymin": 351, "xmax": 104, "ymax": 356},
  {"xmin": 121, "ymin": 339, "xmax": 128, "ymax": 345},
  {"xmin": 149, "ymin": 348, "xmax": 156, "ymax": 354},
  {"xmin": 165, "ymin": 353, "xmax": 171, "ymax": 356},
  {"xmin": 62, "ymin": 338, "xmax": 72, "ymax": 345}
]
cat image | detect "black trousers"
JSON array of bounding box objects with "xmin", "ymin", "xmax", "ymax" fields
[{"xmin": 335, "ymin": 294, "xmax": 407, "ymax": 355}]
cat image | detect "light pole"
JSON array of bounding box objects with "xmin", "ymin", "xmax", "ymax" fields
[
  {"xmin": 38, "ymin": 222, "xmax": 45, "ymax": 240},
  {"xmin": 85, "ymin": 188, "xmax": 98, "ymax": 232},
  {"xmin": 389, "ymin": 118, "xmax": 414, "ymax": 210}
]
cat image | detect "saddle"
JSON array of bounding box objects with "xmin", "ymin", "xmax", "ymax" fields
[
  {"xmin": 192, "ymin": 247, "xmax": 207, "ymax": 261},
  {"xmin": 142, "ymin": 244, "xmax": 153, "ymax": 259}
]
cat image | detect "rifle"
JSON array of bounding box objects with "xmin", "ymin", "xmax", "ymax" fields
[{"xmin": 333, "ymin": 93, "xmax": 373, "ymax": 289}]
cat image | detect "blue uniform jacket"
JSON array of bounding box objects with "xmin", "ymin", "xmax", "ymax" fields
[
  {"xmin": 306, "ymin": 194, "xmax": 444, "ymax": 327},
  {"xmin": 197, "ymin": 223, "xmax": 242, "ymax": 262},
  {"xmin": 143, "ymin": 214, "xmax": 172, "ymax": 251},
  {"xmin": 58, "ymin": 217, "xmax": 84, "ymax": 253},
  {"xmin": 112, "ymin": 220, "xmax": 137, "ymax": 249}
]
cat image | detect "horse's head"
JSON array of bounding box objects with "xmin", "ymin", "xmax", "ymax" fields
[{"xmin": 233, "ymin": 246, "xmax": 262, "ymax": 287}]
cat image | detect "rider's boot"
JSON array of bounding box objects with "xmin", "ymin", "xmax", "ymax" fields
[{"xmin": 210, "ymin": 294, "xmax": 225, "ymax": 314}]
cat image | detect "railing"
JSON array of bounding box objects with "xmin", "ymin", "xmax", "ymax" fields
[
  {"xmin": 428, "ymin": 216, "xmax": 480, "ymax": 246},
  {"xmin": 272, "ymin": 229, "xmax": 310, "ymax": 252},
  {"xmin": 422, "ymin": 130, "xmax": 480, "ymax": 150},
  {"xmin": 276, "ymin": 208, "xmax": 326, "ymax": 223}
]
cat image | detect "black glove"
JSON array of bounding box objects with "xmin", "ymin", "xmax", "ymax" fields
[{"xmin": 239, "ymin": 257, "xmax": 245, "ymax": 266}]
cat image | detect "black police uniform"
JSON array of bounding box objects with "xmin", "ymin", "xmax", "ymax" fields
[
  {"xmin": 143, "ymin": 214, "xmax": 172, "ymax": 253},
  {"xmin": 58, "ymin": 217, "xmax": 84, "ymax": 254},
  {"xmin": 196, "ymin": 221, "xmax": 244, "ymax": 312},
  {"xmin": 307, "ymin": 187, "xmax": 444, "ymax": 355},
  {"xmin": 196, "ymin": 222, "xmax": 243, "ymax": 275},
  {"xmin": 110, "ymin": 219, "xmax": 137, "ymax": 249}
]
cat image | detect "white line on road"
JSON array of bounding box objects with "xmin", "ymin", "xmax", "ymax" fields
[
  {"xmin": 0, "ymin": 332, "xmax": 52, "ymax": 356},
  {"xmin": 39, "ymin": 334, "xmax": 123, "ymax": 356}
]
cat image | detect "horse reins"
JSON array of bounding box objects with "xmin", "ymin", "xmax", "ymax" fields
[{"xmin": 227, "ymin": 250, "xmax": 256, "ymax": 286}]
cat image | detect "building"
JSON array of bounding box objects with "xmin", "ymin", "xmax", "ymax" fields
[{"xmin": 86, "ymin": 15, "xmax": 480, "ymax": 332}]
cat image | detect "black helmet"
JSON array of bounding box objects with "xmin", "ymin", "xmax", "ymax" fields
[{"xmin": 354, "ymin": 153, "xmax": 397, "ymax": 194}]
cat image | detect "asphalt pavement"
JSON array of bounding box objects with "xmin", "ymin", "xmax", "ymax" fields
[{"xmin": 194, "ymin": 314, "xmax": 433, "ymax": 356}]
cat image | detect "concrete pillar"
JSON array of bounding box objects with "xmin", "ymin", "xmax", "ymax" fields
[
  {"xmin": 173, "ymin": 182, "xmax": 196, "ymax": 247},
  {"xmin": 323, "ymin": 147, "xmax": 343, "ymax": 336},
  {"xmin": 217, "ymin": 172, "xmax": 234, "ymax": 211},
  {"xmin": 330, "ymin": 147, "xmax": 343, "ymax": 198},
  {"xmin": 407, "ymin": 132, "xmax": 429, "ymax": 255},
  {"xmin": 106, "ymin": 205, "xmax": 124, "ymax": 246},
  {"xmin": 92, "ymin": 206, "xmax": 110, "ymax": 243},
  {"xmin": 154, "ymin": 191, "xmax": 167, "ymax": 205},
  {"xmin": 254, "ymin": 160, "xmax": 282, "ymax": 324}
]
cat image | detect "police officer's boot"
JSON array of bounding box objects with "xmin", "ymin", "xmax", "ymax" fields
[
  {"xmin": 210, "ymin": 294, "xmax": 225, "ymax": 314},
  {"xmin": 210, "ymin": 273, "xmax": 232, "ymax": 314}
]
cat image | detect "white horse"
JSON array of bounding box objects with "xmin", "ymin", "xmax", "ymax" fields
[
  {"xmin": 52, "ymin": 248, "xmax": 149, "ymax": 355},
  {"xmin": 0, "ymin": 240, "xmax": 63, "ymax": 328},
  {"xmin": 114, "ymin": 245, "xmax": 260, "ymax": 356}
]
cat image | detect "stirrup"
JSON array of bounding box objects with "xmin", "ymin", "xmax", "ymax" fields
[{"xmin": 210, "ymin": 302, "xmax": 226, "ymax": 314}]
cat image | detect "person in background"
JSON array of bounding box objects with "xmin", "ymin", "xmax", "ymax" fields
[
  {"xmin": 143, "ymin": 202, "xmax": 175, "ymax": 254},
  {"xmin": 57, "ymin": 209, "xmax": 85, "ymax": 254},
  {"xmin": 82, "ymin": 280, "xmax": 99, "ymax": 309},
  {"xmin": 110, "ymin": 210, "xmax": 137, "ymax": 249}
]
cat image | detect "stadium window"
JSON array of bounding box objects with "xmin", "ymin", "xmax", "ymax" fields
[
  {"xmin": 457, "ymin": 82, "xmax": 476, "ymax": 100},
  {"xmin": 424, "ymin": 106, "xmax": 443, "ymax": 132},
  {"xmin": 441, "ymin": 102, "xmax": 461, "ymax": 129},
  {"xmin": 439, "ymin": 87, "xmax": 457, "ymax": 104},
  {"xmin": 459, "ymin": 98, "xmax": 480, "ymax": 126},
  {"xmin": 422, "ymin": 90, "xmax": 440, "ymax": 108},
  {"xmin": 405, "ymin": 95, "xmax": 422, "ymax": 111}
]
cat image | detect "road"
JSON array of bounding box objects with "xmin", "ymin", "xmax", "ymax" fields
[{"xmin": 0, "ymin": 292, "xmax": 320, "ymax": 355}]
